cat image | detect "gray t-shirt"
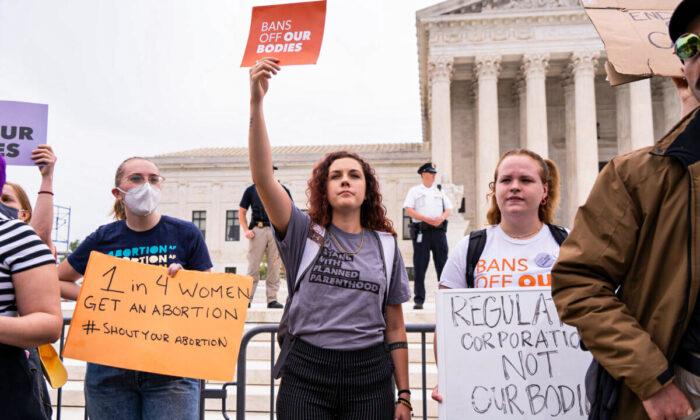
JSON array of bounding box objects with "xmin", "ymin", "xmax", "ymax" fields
[{"xmin": 274, "ymin": 205, "xmax": 411, "ymax": 350}]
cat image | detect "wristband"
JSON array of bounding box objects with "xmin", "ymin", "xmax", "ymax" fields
[
  {"xmin": 38, "ymin": 191, "xmax": 54, "ymax": 196},
  {"xmin": 396, "ymin": 397, "xmax": 413, "ymax": 411},
  {"xmin": 388, "ymin": 341, "xmax": 408, "ymax": 351},
  {"xmin": 398, "ymin": 389, "xmax": 411, "ymax": 396}
]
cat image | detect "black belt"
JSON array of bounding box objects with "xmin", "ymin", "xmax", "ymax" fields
[
  {"xmin": 250, "ymin": 221, "xmax": 270, "ymax": 229},
  {"xmin": 413, "ymin": 221, "xmax": 447, "ymax": 232},
  {"xmin": 677, "ymin": 349, "xmax": 700, "ymax": 376}
]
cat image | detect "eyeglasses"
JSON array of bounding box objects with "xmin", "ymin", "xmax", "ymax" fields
[
  {"xmin": 676, "ymin": 33, "xmax": 700, "ymax": 60},
  {"xmin": 127, "ymin": 174, "xmax": 165, "ymax": 185}
]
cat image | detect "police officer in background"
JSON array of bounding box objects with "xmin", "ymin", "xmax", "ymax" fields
[
  {"xmin": 239, "ymin": 166, "xmax": 292, "ymax": 309},
  {"xmin": 403, "ymin": 162, "xmax": 452, "ymax": 310}
]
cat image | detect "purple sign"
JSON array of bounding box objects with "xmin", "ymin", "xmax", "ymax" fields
[{"xmin": 0, "ymin": 100, "xmax": 48, "ymax": 166}]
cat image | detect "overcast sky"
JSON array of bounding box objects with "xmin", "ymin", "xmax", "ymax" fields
[{"xmin": 0, "ymin": 0, "xmax": 438, "ymax": 245}]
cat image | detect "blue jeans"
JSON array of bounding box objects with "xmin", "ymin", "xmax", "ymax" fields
[{"xmin": 85, "ymin": 363, "xmax": 199, "ymax": 420}]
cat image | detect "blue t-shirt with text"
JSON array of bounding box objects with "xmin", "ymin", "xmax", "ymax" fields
[{"xmin": 68, "ymin": 215, "xmax": 212, "ymax": 275}]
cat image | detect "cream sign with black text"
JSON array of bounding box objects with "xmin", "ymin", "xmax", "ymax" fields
[{"xmin": 436, "ymin": 287, "xmax": 591, "ymax": 419}]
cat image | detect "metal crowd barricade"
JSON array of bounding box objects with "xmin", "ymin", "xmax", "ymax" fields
[
  {"xmin": 232, "ymin": 323, "xmax": 436, "ymax": 420},
  {"xmin": 56, "ymin": 317, "xmax": 87, "ymax": 420},
  {"xmin": 54, "ymin": 320, "xmax": 435, "ymax": 420}
]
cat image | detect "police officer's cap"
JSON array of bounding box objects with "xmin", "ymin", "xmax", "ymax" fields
[{"xmin": 418, "ymin": 162, "xmax": 437, "ymax": 174}]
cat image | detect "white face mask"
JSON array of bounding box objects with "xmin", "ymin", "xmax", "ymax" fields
[{"xmin": 117, "ymin": 183, "xmax": 161, "ymax": 216}]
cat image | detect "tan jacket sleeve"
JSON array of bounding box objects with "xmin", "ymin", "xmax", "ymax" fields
[{"xmin": 551, "ymin": 159, "xmax": 671, "ymax": 401}]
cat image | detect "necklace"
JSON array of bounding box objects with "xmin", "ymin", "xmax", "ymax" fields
[
  {"xmin": 502, "ymin": 223, "xmax": 542, "ymax": 239},
  {"xmin": 329, "ymin": 228, "xmax": 364, "ymax": 254}
]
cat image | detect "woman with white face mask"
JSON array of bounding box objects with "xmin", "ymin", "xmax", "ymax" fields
[{"xmin": 57, "ymin": 156, "xmax": 213, "ymax": 420}]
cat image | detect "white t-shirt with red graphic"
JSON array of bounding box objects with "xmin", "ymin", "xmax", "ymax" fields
[{"xmin": 438, "ymin": 224, "xmax": 563, "ymax": 290}]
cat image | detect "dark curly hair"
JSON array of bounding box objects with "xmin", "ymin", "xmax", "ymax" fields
[{"xmin": 307, "ymin": 151, "xmax": 396, "ymax": 236}]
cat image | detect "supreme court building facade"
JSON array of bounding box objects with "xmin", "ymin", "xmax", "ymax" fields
[
  {"xmin": 152, "ymin": 0, "xmax": 682, "ymax": 273},
  {"xmin": 417, "ymin": 0, "xmax": 681, "ymax": 229}
]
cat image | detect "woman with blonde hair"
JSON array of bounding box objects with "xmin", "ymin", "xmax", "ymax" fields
[
  {"xmin": 58, "ymin": 156, "xmax": 212, "ymax": 420},
  {"xmin": 432, "ymin": 148, "xmax": 567, "ymax": 402}
]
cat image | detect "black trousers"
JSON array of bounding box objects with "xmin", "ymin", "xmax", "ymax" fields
[
  {"xmin": 27, "ymin": 348, "xmax": 52, "ymax": 419},
  {"xmin": 412, "ymin": 228, "xmax": 448, "ymax": 304},
  {"xmin": 0, "ymin": 344, "xmax": 47, "ymax": 420},
  {"xmin": 276, "ymin": 339, "xmax": 395, "ymax": 420}
]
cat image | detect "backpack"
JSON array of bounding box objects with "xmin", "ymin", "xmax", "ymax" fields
[
  {"xmin": 272, "ymin": 222, "xmax": 397, "ymax": 379},
  {"xmin": 465, "ymin": 224, "xmax": 568, "ymax": 288}
]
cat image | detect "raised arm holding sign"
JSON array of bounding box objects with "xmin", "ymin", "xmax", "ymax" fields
[{"xmin": 248, "ymin": 56, "xmax": 412, "ymax": 420}]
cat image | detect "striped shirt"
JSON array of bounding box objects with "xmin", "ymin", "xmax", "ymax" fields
[{"xmin": 0, "ymin": 219, "xmax": 55, "ymax": 317}]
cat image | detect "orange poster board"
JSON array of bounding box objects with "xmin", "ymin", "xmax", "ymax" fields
[
  {"xmin": 63, "ymin": 252, "xmax": 252, "ymax": 382},
  {"xmin": 240, "ymin": 0, "xmax": 326, "ymax": 67}
]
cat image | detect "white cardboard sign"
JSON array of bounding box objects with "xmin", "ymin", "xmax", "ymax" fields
[{"xmin": 436, "ymin": 287, "xmax": 592, "ymax": 419}]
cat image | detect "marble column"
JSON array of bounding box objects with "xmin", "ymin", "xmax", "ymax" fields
[
  {"xmin": 616, "ymin": 79, "xmax": 655, "ymax": 154},
  {"xmin": 428, "ymin": 56, "xmax": 454, "ymax": 184},
  {"xmin": 513, "ymin": 77, "xmax": 527, "ymax": 149},
  {"xmin": 474, "ymin": 55, "xmax": 501, "ymax": 229},
  {"xmin": 561, "ymin": 75, "xmax": 577, "ymax": 226},
  {"xmin": 522, "ymin": 54, "xmax": 550, "ymax": 158},
  {"xmin": 569, "ymin": 51, "xmax": 599, "ymax": 215}
]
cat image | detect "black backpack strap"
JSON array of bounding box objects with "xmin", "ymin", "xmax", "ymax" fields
[
  {"xmin": 465, "ymin": 229, "xmax": 487, "ymax": 288},
  {"xmin": 547, "ymin": 224, "xmax": 569, "ymax": 246}
]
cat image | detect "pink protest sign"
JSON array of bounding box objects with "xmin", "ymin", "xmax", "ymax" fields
[{"xmin": 0, "ymin": 100, "xmax": 48, "ymax": 166}]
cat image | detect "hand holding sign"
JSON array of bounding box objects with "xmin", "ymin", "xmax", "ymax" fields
[
  {"xmin": 432, "ymin": 384, "xmax": 442, "ymax": 403},
  {"xmin": 250, "ymin": 58, "xmax": 281, "ymax": 104},
  {"xmin": 241, "ymin": 1, "xmax": 326, "ymax": 67},
  {"xmin": 642, "ymin": 383, "xmax": 692, "ymax": 420},
  {"xmin": 31, "ymin": 144, "xmax": 56, "ymax": 178}
]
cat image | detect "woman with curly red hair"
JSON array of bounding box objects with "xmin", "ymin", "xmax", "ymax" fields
[{"xmin": 249, "ymin": 58, "xmax": 412, "ymax": 420}]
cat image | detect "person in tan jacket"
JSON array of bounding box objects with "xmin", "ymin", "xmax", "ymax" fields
[{"xmin": 552, "ymin": 2, "xmax": 700, "ymax": 419}]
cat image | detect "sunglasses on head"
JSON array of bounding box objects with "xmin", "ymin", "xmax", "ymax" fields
[{"xmin": 676, "ymin": 33, "xmax": 700, "ymax": 60}]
